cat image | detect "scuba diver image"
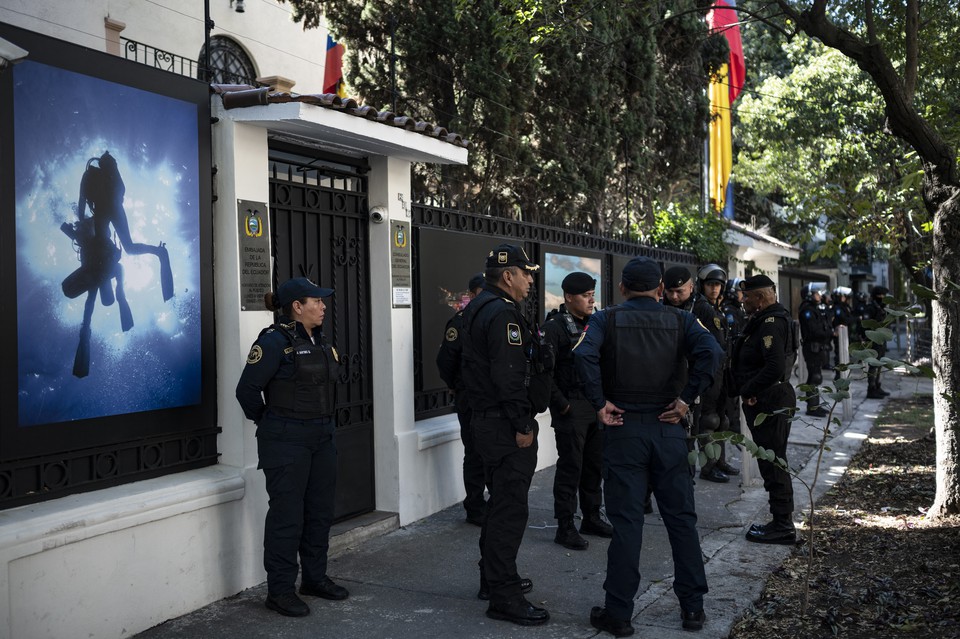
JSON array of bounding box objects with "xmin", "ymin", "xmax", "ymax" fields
[{"xmin": 60, "ymin": 151, "xmax": 174, "ymax": 378}]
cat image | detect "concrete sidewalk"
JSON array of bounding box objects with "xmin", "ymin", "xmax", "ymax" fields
[{"xmin": 136, "ymin": 365, "xmax": 931, "ymax": 639}]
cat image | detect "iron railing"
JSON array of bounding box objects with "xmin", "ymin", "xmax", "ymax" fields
[{"xmin": 121, "ymin": 37, "xmax": 259, "ymax": 86}]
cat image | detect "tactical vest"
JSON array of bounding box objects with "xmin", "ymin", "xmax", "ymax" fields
[
  {"xmin": 265, "ymin": 324, "xmax": 337, "ymax": 419},
  {"xmin": 600, "ymin": 305, "xmax": 687, "ymax": 406}
]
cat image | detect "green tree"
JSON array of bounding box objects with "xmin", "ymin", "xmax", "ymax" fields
[
  {"xmin": 740, "ymin": 0, "xmax": 960, "ymax": 517},
  {"xmin": 276, "ymin": 1, "xmax": 721, "ymax": 232},
  {"xmin": 441, "ymin": 0, "xmax": 960, "ymax": 516},
  {"xmin": 734, "ymin": 39, "xmax": 929, "ymax": 273}
]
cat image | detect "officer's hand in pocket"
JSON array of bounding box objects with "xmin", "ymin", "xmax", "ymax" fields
[{"xmin": 516, "ymin": 431, "xmax": 534, "ymax": 448}]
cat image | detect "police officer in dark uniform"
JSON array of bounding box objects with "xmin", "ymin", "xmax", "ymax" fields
[
  {"xmin": 663, "ymin": 265, "xmax": 734, "ymax": 482},
  {"xmin": 575, "ymin": 257, "xmax": 723, "ymax": 637},
  {"xmin": 798, "ymin": 284, "xmax": 833, "ymax": 417},
  {"xmin": 731, "ymin": 275, "xmax": 798, "ymax": 545},
  {"xmin": 831, "ymin": 286, "xmax": 855, "ymax": 370},
  {"xmin": 722, "ymin": 278, "xmax": 747, "ymax": 434},
  {"xmin": 543, "ymin": 272, "xmax": 611, "ymax": 551},
  {"xmin": 436, "ymin": 273, "xmax": 488, "ymax": 526},
  {"xmin": 235, "ymin": 277, "xmax": 349, "ymax": 617},
  {"xmin": 865, "ymin": 285, "xmax": 891, "ymax": 399},
  {"xmin": 461, "ymin": 244, "xmax": 549, "ymax": 626}
]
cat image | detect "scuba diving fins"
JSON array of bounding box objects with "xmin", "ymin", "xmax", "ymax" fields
[
  {"xmin": 73, "ymin": 325, "xmax": 91, "ymax": 378},
  {"xmin": 157, "ymin": 242, "xmax": 174, "ymax": 302}
]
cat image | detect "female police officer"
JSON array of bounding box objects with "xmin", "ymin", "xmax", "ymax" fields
[{"xmin": 236, "ymin": 277, "xmax": 349, "ymax": 617}]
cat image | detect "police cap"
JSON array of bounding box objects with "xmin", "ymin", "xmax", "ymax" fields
[
  {"xmin": 275, "ymin": 277, "xmax": 334, "ymax": 306},
  {"xmin": 467, "ymin": 273, "xmax": 485, "ymax": 291},
  {"xmin": 663, "ymin": 266, "xmax": 692, "ymax": 289},
  {"xmin": 739, "ymin": 274, "xmax": 776, "ymax": 292},
  {"xmin": 561, "ymin": 272, "xmax": 597, "ymax": 295},
  {"xmin": 485, "ymin": 244, "xmax": 540, "ymax": 271},
  {"xmin": 622, "ymin": 256, "xmax": 662, "ymax": 292}
]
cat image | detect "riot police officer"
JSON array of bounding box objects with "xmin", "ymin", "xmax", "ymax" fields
[
  {"xmin": 831, "ymin": 286, "xmax": 855, "ymax": 370},
  {"xmin": 731, "ymin": 275, "xmax": 798, "ymax": 545},
  {"xmin": 235, "ymin": 277, "xmax": 349, "ymax": 617},
  {"xmin": 575, "ymin": 256, "xmax": 723, "ymax": 636},
  {"xmin": 461, "ymin": 244, "xmax": 549, "ymax": 626},
  {"xmin": 436, "ymin": 273, "xmax": 488, "ymax": 525},
  {"xmin": 663, "ymin": 266, "xmax": 733, "ymax": 482},
  {"xmin": 865, "ymin": 285, "xmax": 891, "ymax": 399},
  {"xmin": 696, "ymin": 264, "xmax": 740, "ymax": 481},
  {"xmin": 798, "ymin": 284, "xmax": 833, "ymax": 416},
  {"xmin": 543, "ymin": 272, "xmax": 610, "ymax": 551},
  {"xmin": 722, "ymin": 278, "xmax": 747, "ymax": 434}
]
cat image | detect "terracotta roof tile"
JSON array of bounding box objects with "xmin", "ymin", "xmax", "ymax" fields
[{"xmin": 211, "ymin": 84, "xmax": 472, "ymax": 150}]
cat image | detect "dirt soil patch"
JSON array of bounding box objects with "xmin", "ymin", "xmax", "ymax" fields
[{"xmin": 730, "ymin": 395, "xmax": 960, "ymax": 639}]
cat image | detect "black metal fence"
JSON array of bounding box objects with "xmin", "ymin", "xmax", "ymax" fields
[{"xmin": 410, "ymin": 196, "xmax": 697, "ymax": 420}]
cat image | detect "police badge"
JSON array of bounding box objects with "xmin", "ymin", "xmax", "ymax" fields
[{"xmin": 507, "ymin": 323, "xmax": 522, "ymax": 345}]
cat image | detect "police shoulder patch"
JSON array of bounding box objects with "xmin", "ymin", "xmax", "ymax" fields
[
  {"xmin": 506, "ymin": 323, "xmax": 522, "ymax": 346},
  {"xmin": 765, "ymin": 316, "xmax": 776, "ymax": 323},
  {"xmin": 445, "ymin": 327, "xmax": 458, "ymax": 342},
  {"xmin": 246, "ymin": 345, "xmax": 263, "ymax": 364},
  {"xmin": 763, "ymin": 335, "xmax": 774, "ymax": 349}
]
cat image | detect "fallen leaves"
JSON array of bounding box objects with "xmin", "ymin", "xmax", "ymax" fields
[{"xmin": 730, "ymin": 396, "xmax": 960, "ymax": 639}]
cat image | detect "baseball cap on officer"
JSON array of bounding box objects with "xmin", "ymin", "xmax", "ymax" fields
[
  {"xmin": 467, "ymin": 273, "xmax": 485, "ymax": 291},
  {"xmin": 663, "ymin": 266, "xmax": 692, "ymax": 289},
  {"xmin": 486, "ymin": 243, "xmax": 540, "ymax": 271},
  {"xmin": 738, "ymin": 274, "xmax": 776, "ymax": 291},
  {"xmin": 275, "ymin": 277, "xmax": 334, "ymax": 306},
  {"xmin": 561, "ymin": 272, "xmax": 596, "ymax": 295},
  {"xmin": 621, "ymin": 256, "xmax": 662, "ymax": 292}
]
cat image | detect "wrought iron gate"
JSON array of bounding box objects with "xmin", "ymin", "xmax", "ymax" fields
[{"xmin": 268, "ymin": 143, "xmax": 374, "ymax": 521}]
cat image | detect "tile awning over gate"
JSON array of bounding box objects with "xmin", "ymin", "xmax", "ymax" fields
[{"xmin": 211, "ymin": 84, "xmax": 472, "ymax": 151}]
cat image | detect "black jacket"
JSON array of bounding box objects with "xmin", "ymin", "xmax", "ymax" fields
[
  {"xmin": 460, "ymin": 285, "xmax": 537, "ymax": 434},
  {"xmin": 542, "ymin": 305, "xmax": 587, "ymax": 413},
  {"xmin": 731, "ymin": 302, "xmax": 792, "ymax": 401}
]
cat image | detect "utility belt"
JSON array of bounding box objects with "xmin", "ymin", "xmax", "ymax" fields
[
  {"xmin": 266, "ymin": 406, "xmax": 334, "ymax": 422},
  {"xmin": 474, "ymin": 408, "xmax": 505, "ymax": 419}
]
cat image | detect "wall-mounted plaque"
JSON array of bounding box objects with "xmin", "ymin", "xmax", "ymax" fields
[
  {"xmin": 391, "ymin": 221, "xmax": 412, "ymax": 308},
  {"xmin": 238, "ymin": 199, "xmax": 271, "ymax": 311}
]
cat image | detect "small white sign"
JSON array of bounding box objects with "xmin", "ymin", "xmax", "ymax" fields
[{"xmin": 393, "ymin": 286, "xmax": 412, "ymax": 307}]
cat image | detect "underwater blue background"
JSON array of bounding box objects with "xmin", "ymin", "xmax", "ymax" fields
[{"xmin": 13, "ymin": 61, "xmax": 203, "ymax": 426}]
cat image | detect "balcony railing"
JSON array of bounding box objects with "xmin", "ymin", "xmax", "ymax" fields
[{"xmin": 121, "ymin": 37, "xmax": 259, "ymax": 86}]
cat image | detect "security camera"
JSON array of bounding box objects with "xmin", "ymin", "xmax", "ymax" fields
[
  {"xmin": 370, "ymin": 206, "xmax": 387, "ymax": 224},
  {"xmin": 0, "ymin": 38, "xmax": 29, "ymax": 70}
]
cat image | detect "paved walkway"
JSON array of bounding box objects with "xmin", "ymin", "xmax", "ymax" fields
[{"xmin": 136, "ymin": 361, "xmax": 930, "ymax": 639}]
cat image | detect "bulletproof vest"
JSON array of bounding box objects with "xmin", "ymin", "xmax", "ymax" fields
[
  {"xmin": 266, "ymin": 324, "xmax": 337, "ymax": 418},
  {"xmin": 600, "ymin": 305, "xmax": 687, "ymax": 406}
]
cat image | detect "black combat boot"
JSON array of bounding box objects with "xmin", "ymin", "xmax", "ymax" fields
[
  {"xmin": 554, "ymin": 517, "xmax": 589, "ymax": 550},
  {"xmin": 745, "ymin": 515, "xmax": 796, "ymax": 545}
]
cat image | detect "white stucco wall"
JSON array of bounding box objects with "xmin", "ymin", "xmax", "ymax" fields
[
  {"xmin": 0, "ymin": 0, "xmax": 330, "ymax": 92},
  {"xmin": 0, "ymin": 7, "xmax": 562, "ymax": 635}
]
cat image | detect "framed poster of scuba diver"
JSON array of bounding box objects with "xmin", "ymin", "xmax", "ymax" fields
[{"xmin": 0, "ymin": 24, "xmax": 215, "ymax": 501}]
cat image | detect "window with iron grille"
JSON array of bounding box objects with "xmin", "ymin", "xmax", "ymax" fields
[{"xmin": 198, "ymin": 36, "xmax": 258, "ymax": 85}]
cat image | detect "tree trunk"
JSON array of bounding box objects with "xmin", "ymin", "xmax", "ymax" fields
[
  {"xmin": 776, "ymin": 0, "xmax": 960, "ymax": 516},
  {"xmin": 930, "ymin": 191, "xmax": 960, "ymax": 517}
]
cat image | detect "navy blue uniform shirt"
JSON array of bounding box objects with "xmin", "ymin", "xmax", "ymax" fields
[
  {"xmin": 573, "ymin": 296, "xmax": 723, "ymax": 411},
  {"xmin": 236, "ymin": 318, "xmax": 328, "ymax": 424}
]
